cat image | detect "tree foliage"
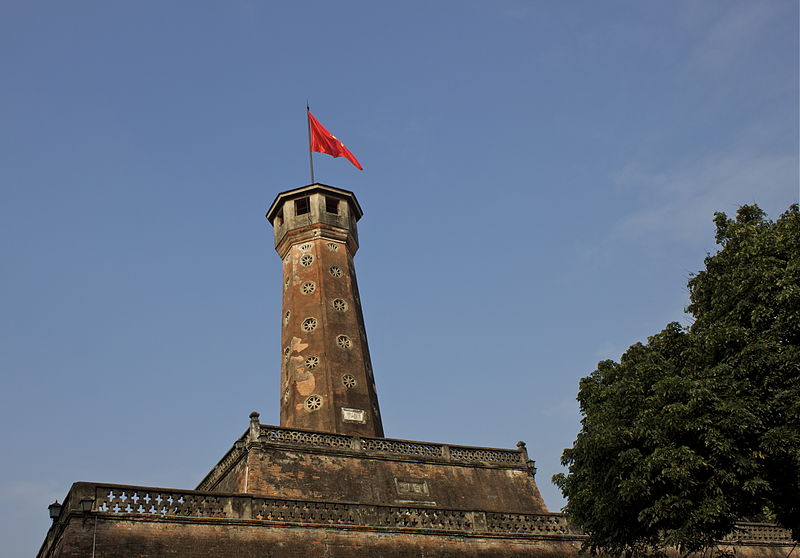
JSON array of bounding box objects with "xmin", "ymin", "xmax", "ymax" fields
[{"xmin": 553, "ymin": 204, "xmax": 800, "ymax": 554}]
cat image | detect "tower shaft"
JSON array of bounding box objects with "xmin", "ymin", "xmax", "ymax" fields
[{"xmin": 267, "ymin": 184, "xmax": 383, "ymax": 437}]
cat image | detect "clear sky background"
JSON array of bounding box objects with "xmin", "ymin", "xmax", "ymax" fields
[{"xmin": 1, "ymin": 1, "xmax": 798, "ymax": 555}]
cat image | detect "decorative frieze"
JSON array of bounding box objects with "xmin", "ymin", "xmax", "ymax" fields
[
  {"xmin": 253, "ymin": 425, "xmax": 526, "ymax": 466},
  {"xmin": 485, "ymin": 512, "xmax": 577, "ymax": 535},
  {"xmin": 95, "ymin": 488, "xmax": 225, "ymax": 518},
  {"xmin": 450, "ymin": 446, "xmax": 523, "ymax": 465},
  {"xmin": 260, "ymin": 426, "xmax": 353, "ymax": 450},
  {"xmin": 361, "ymin": 438, "xmax": 445, "ymax": 459},
  {"xmin": 724, "ymin": 522, "xmax": 798, "ymax": 542}
]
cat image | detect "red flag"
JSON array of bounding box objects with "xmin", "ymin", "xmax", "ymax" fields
[{"xmin": 308, "ymin": 110, "xmax": 363, "ymax": 170}]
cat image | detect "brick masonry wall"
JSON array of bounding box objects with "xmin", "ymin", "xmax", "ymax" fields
[
  {"xmin": 36, "ymin": 483, "xmax": 795, "ymax": 558},
  {"xmin": 243, "ymin": 446, "xmax": 547, "ymax": 513},
  {"xmin": 42, "ymin": 514, "xmax": 795, "ymax": 558},
  {"xmin": 210, "ymin": 455, "xmax": 247, "ymax": 494}
]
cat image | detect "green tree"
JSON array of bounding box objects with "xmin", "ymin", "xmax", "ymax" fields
[{"xmin": 554, "ymin": 204, "xmax": 800, "ymax": 554}]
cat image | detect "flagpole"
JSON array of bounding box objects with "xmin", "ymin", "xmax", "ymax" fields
[{"xmin": 306, "ymin": 104, "xmax": 315, "ymax": 184}]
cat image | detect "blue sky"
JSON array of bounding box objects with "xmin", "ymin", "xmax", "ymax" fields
[{"xmin": 1, "ymin": 1, "xmax": 797, "ymax": 555}]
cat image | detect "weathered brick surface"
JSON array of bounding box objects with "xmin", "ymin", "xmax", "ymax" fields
[
  {"xmin": 37, "ymin": 483, "xmax": 795, "ymax": 558},
  {"xmin": 209, "ymin": 453, "xmax": 247, "ymax": 494},
  {"xmin": 241, "ymin": 445, "xmax": 547, "ymax": 513},
  {"xmin": 269, "ymin": 185, "xmax": 384, "ymax": 437},
  {"xmin": 40, "ymin": 513, "xmax": 795, "ymax": 558}
]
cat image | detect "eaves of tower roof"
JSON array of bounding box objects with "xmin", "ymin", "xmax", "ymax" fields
[{"xmin": 266, "ymin": 183, "xmax": 363, "ymax": 224}]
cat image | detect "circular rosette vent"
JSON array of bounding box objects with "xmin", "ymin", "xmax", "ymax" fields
[
  {"xmin": 336, "ymin": 335, "xmax": 352, "ymax": 349},
  {"xmin": 304, "ymin": 394, "xmax": 322, "ymax": 412},
  {"xmin": 305, "ymin": 356, "xmax": 320, "ymax": 370},
  {"xmin": 342, "ymin": 374, "xmax": 357, "ymax": 388},
  {"xmin": 301, "ymin": 282, "xmax": 316, "ymax": 295}
]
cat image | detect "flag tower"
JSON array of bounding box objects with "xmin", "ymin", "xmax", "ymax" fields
[{"xmin": 266, "ymin": 183, "xmax": 383, "ymax": 437}]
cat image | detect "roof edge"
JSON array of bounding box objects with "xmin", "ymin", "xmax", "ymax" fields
[{"xmin": 265, "ymin": 183, "xmax": 363, "ymax": 223}]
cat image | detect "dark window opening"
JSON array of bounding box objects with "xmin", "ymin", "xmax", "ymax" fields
[
  {"xmin": 295, "ymin": 197, "xmax": 310, "ymax": 216},
  {"xmin": 275, "ymin": 209, "xmax": 283, "ymax": 227},
  {"xmin": 325, "ymin": 196, "xmax": 339, "ymax": 214}
]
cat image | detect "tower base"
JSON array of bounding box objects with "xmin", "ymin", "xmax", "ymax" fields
[{"xmin": 196, "ymin": 416, "xmax": 546, "ymax": 514}]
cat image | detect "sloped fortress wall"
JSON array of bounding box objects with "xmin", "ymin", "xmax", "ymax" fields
[{"xmin": 196, "ymin": 418, "xmax": 547, "ymax": 514}]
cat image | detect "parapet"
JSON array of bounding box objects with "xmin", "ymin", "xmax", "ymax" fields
[{"xmin": 37, "ymin": 481, "xmax": 795, "ymax": 558}]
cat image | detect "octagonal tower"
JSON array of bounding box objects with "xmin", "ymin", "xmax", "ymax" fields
[{"xmin": 266, "ymin": 184, "xmax": 384, "ymax": 437}]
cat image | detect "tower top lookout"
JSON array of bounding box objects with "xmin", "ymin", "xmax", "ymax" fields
[{"xmin": 266, "ymin": 183, "xmax": 363, "ymax": 259}]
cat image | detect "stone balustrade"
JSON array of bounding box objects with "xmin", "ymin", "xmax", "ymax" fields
[
  {"xmin": 48, "ymin": 482, "xmax": 794, "ymax": 544},
  {"xmin": 256, "ymin": 424, "xmax": 528, "ymax": 465}
]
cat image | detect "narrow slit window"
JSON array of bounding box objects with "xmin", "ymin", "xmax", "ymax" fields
[
  {"xmin": 295, "ymin": 197, "xmax": 310, "ymax": 216},
  {"xmin": 325, "ymin": 196, "xmax": 339, "ymax": 214},
  {"xmin": 275, "ymin": 209, "xmax": 283, "ymax": 227}
]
